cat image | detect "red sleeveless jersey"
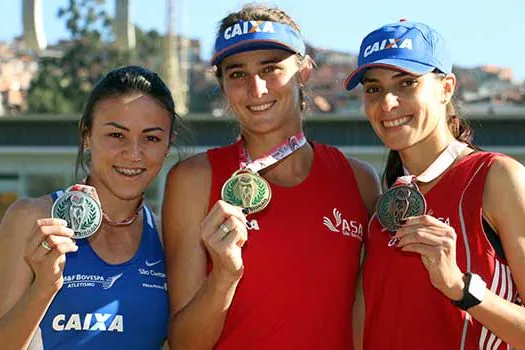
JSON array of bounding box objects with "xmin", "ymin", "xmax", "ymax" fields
[
  {"xmin": 363, "ymin": 152, "xmax": 517, "ymax": 349},
  {"xmin": 207, "ymin": 141, "xmax": 369, "ymax": 349}
]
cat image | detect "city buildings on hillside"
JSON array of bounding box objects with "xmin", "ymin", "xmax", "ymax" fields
[{"xmin": 0, "ymin": 37, "xmax": 523, "ymax": 117}]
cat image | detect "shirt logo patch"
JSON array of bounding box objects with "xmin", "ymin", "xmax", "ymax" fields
[
  {"xmin": 145, "ymin": 259, "xmax": 162, "ymax": 267},
  {"xmin": 224, "ymin": 21, "xmax": 275, "ymax": 40},
  {"xmin": 52, "ymin": 313, "xmax": 124, "ymax": 332},
  {"xmin": 63, "ymin": 273, "xmax": 123, "ymax": 289},
  {"xmin": 363, "ymin": 38, "xmax": 413, "ymax": 58},
  {"xmin": 323, "ymin": 208, "xmax": 363, "ymax": 240}
]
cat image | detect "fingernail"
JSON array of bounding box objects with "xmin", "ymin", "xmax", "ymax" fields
[
  {"xmin": 245, "ymin": 221, "xmax": 252, "ymax": 229},
  {"xmin": 387, "ymin": 237, "xmax": 400, "ymax": 247},
  {"xmin": 60, "ymin": 219, "xmax": 69, "ymax": 227},
  {"xmin": 242, "ymin": 208, "xmax": 249, "ymax": 215}
]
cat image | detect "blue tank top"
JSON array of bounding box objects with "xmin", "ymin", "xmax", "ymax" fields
[{"xmin": 39, "ymin": 190, "xmax": 168, "ymax": 349}]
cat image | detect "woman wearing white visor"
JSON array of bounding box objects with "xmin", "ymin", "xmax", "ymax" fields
[{"xmin": 162, "ymin": 4, "xmax": 380, "ymax": 349}]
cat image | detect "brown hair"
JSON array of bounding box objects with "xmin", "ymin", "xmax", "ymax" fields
[
  {"xmin": 383, "ymin": 73, "xmax": 477, "ymax": 187},
  {"xmin": 214, "ymin": 4, "xmax": 309, "ymax": 111}
]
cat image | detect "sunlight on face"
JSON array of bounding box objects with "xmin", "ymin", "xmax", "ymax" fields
[
  {"xmin": 361, "ymin": 68, "xmax": 449, "ymax": 151},
  {"xmin": 85, "ymin": 93, "xmax": 172, "ymax": 200},
  {"xmin": 219, "ymin": 49, "xmax": 306, "ymax": 134}
]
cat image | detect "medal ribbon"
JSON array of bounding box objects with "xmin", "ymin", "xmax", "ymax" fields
[
  {"xmin": 397, "ymin": 139, "xmax": 468, "ymax": 185},
  {"xmin": 74, "ymin": 181, "xmax": 144, "ymax": 227},
  {"xmin": 238, "ymin": 132, "xmax": 307, "ymax": 173},
  {"xmin": 385, "ymin": 140, "xmax": 467, "ymax": 246}
]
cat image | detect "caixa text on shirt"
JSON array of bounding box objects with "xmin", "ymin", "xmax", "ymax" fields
[{"xmin": 52, "ymin": 313, "xmax": 123, "ymax": 332}]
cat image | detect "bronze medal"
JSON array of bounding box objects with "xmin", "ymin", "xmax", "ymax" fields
[
  {"xmin": 376, "ymin": 184, "xmax": 426, "ymax": 232},
  {"xmin": 221, "ymin": 170, "xmax": 272, "ymax": 214}
]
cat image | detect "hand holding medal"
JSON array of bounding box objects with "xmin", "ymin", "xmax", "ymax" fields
[
  {"xmin": 51, "ymin": 184, "xmax": 103, "ymax": 239},
  {"xmin": 376, "ymin": 176, "xmax": 427, "ymax": 233},
  {"xmin": 376, "ymin": 140, "xmax": 467, "ymax": 245},
  {"xmin": 221, "ymin": 169, "xmax": 272, "ymax": 214}
]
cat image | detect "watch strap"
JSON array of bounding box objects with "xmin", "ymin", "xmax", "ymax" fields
[{"xmin": 452, "ymin": 272, "xmax": 486, "ymax": 311}]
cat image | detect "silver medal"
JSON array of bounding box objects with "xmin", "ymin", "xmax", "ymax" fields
[{"xmin": 51, "ymin": 191, "xmax": 102, "ymax": 239}]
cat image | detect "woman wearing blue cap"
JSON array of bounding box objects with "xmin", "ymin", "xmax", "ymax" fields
[
  {"xmin": 346, "ymin": 21, "xmax": 525, "ymax": 348},
  {"xmin": 162, "ymin": 4, "xmax": 380, "ymax": 349}
]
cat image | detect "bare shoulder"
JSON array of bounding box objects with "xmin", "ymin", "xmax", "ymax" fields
[
  {"xmin": 483, "ymin": 155, "xmax": 525, "ymax": 221},
  {"xmin": 166, "ymin": 152, "xmax": 211, "ymax": 186},
  {"xmin": 347, "ymin": 157, "xmax": 380, "ymax": 183},
  {"xmin": 346, "ymin": 157, "xmax": 382, "ymax": 215},
  {"xmin": 482, "ymin": 155, "xmax": 525, "ymax": 298},
  {"xmin": 0, "ymin": 195, "xmax": 52, "ymax": 240},
  {"xmin": 162, "ymin": 154, "xmax": 211, "ymax": 312},
  {"xmin": 162, "ymin": 152, "xmax": 211, "ymax": 235},
  {"xmin": 485, "ymin": 154, "xmax": 525, "ymax": 185},
  {"xmin": 484, "ymin": 155, "xmax": 525, "ymax": 206}
]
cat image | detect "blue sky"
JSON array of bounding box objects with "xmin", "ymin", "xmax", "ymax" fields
[{"xmin": 1, "ymin": 0, "xmax": 524, "ymax": 81}]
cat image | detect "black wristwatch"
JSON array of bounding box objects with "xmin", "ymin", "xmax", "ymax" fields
[{"xmin": 452, "ymin": 272, "xmax": 486, "ymax": 311}]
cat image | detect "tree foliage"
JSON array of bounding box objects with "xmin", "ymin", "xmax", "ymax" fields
[{"xmin": 27, "ymin": 0, "xmax": 163, "ymax": 114}]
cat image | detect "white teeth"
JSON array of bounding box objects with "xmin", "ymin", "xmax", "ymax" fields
[
  {"xmin": 248, "ymin": 102, "xmax": 274, "ymax": 112},
  {"xmin": 383, "ymin": 116, "xmax": 411, "ymax": 128},
  {"xmin": 115, "ymin": 167, "xmax": 145, "ymax": 176}
]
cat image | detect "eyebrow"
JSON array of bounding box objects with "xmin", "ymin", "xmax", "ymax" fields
[
  {"xmin": 362, "ymin": 72, "xmax": 411, "ymax": 84},
  {"xmin": 223, "ymin": 57, "xmax": 283, "ymax": 72},
  {"xmin": 103, "ymin": 122, "xmax": 165, "ymax": 133}
]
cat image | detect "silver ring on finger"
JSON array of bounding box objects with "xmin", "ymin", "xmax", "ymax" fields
[
  {"xmin": 219, "ymin": 223, "xmax": 230, "ymax": 236},
  {"xmin": 41, "ymin": 239, "xmax": 52, "ymax": 251}
]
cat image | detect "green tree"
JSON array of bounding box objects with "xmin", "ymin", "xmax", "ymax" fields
[{"xmin": 27, "ymin": 0, "xmax": 132, "ymax": 113}]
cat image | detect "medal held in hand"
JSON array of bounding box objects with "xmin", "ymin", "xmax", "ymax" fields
[
  {"xmin": 221, "ymin": 132, "xmax": 307, "ymax": 215},
  {"xmin": 51, "ymin": 185, "xmax": 103, "ymax": 239},
  {"xmin": 221, "ymin": 170, "xmax": 272, "ymax": 214},
  {"xmin": 376, "ymin": 181, "xmax": 426, "ymax": 232}
]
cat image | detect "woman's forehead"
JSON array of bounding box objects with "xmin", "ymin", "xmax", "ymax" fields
[{"xmin": 363, "ymin": 67, "xmax": 419, "ymax": 81}]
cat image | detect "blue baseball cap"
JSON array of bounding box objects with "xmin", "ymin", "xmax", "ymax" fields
[
  {"xmin": 211, "ymin": 20, "xmax": 306, "ymax": 66},
  {"xmin": 344, "ymin": 20, "xmax": 452, "ymax": 91}
]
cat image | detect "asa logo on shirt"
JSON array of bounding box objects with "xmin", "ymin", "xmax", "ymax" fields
[
  {"xmin": 52, "ymin": 313, "xmax": 123, "ymax": 332},
  {"xmin": 323, "ymin": 208, "xmax": 363, "ymax": 240}
]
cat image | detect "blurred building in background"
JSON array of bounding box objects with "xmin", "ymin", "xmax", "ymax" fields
[{"xmin": 1, "ymin": 107, "xmax": 525, "ymax": 218}]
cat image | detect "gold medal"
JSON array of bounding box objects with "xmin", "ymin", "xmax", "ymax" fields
[{"xmin": 221, "ymin": 170, "xmax": 272, "ymax": 214}]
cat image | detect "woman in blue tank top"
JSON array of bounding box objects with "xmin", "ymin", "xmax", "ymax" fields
[{"xmin": 0, "ymin": 66, "xmax": 183, "ymax": 349}]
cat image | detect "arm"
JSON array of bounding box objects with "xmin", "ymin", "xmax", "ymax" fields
[
  {"xmin": 0, "ymin": 198, "xmax": 76, "ymax": 350},
  {"xmin": 353, "ymin": 265, "xmax": 365, "ymax": 350},
  {"xmin": 464, "ymin": 156, "xmax": 525, "ymax": 347},
  {"xmin": 348, "ymin": 158, "xmax": 381, "ymax": 216},
  {"xmin": 163, "ymin": 154, "xmax": 247, "ymax": 349},
  {"xmin": 395, "ymin": 156, "xmax": 525, "ymax": 348},
  {"xmin": 347, "ymin": 158, "xmax": 381, "ymax": 349}
]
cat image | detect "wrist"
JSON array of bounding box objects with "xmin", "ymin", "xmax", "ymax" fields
[
  {"xmin": 451, "ymin": 272, "xmax": 486, "ymax": 311},
  {"xmin": 209, "ymin": 266, "xmax": 244, "ymax": 292},
  {"xmin": 27, "ymin": 282, "xmax": 58, "ymax": 307},
  {"xmin": 448, "ymin": 273, "xmax": 466, "ymax": 301}
]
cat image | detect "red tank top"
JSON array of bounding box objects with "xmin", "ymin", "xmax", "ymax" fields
[
  {"xmin": 363, "ymin": 152, "xmax": 517, "ymax": 349},
  {"xmin": 207, "ymin": 141, "xmax": 369, "ymax": 349}
]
